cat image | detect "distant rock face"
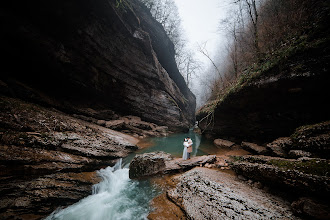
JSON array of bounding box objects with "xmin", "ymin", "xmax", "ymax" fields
[{"xmin": 0, "ymin": 0, "xmax": 195, "ymax": 132}]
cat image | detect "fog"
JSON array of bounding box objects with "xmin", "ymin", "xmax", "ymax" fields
[{"xmin": 174, "ymin": 0, "xmax": 232, "ymax": 109}]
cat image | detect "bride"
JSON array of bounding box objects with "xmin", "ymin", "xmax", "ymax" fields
[{"xmin": 182, "ymin": 138, "xmax": 189, "ymax": 160}]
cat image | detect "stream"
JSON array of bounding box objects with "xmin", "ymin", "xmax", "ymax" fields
[{"xmin": 46, "ymin": 130, "xmax": 218, "ymax": 220}]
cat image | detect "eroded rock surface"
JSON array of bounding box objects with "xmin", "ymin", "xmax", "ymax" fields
[
  {"xmin": 0, "ymin": 96, "xmax": 139, "ymax": 218},
  {"xmin": 168, "ymin": 168, "xmax": 299, "ymax": 219},
  {"xmin": 230, "ymin": 155, "xmax": 330, "ymax": 197}
]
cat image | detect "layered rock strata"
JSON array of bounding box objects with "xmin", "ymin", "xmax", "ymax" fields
[
  {"xmin": 0, "ymin": 0, "xmax": 195, "ymax": 132},
  {"xmin": 0, "ymin": 96, "xmax": 138, "ymax": 218}
]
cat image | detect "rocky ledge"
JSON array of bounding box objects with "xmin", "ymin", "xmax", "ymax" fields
[
  {"xmin": 167, "ymin": 167, "xmax": 299, "ymax": 219},
  {"xmin": 95, "ymin": 115, "xmax": 169, "ymax": 138},
  {"xmin": 0, "ymin": 96, "xmax": 139, "ymax": 218},
  {"xmin": 230, "ymin": 155, "xmax": 330, "ymax": 197},
  {"xmin": 129, "ymin": 151, "xmax": 217, "ymax": 179}
]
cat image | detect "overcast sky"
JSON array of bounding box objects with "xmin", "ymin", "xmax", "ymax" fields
[
  {"xmin": 174, "ymin": 0, "xmax": 230, "ymax": 62},
  {"xmin": 173, "ymin": 0, "xmax": 231, "ymax": 107}
]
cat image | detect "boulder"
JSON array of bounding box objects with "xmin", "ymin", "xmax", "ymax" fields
[
  {"xmin": 167, "ymin": 168, "xmax": 298, "ymax": 219},
  {"xmin": 129, "ymin": 152, "xmax": 173, "ymax": 179},
  {"xmin": 241, "ymin": 141, "xmax": 268, "ymax": 155},
  {"xmin": 266, "ymin": 137, "xmax": 292, "ymax": 157},
  {"xmin": 214, "ymin": 139, "xmax": 235, "ymax": 148}
]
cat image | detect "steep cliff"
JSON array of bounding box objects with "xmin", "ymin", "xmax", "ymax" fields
[{"xmin": 0, "ymin": 0, "xmax": 195, "ymax": 132}]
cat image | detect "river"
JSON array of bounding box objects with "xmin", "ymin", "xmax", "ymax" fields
[{"xmin": 45, "ymin": 130, "xmax": 219, "ymax": 220}]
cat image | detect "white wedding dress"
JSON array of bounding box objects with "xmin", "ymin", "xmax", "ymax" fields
[{"xmin": 182, "ymin": 141, "xmax": 189, "ymax": 160}]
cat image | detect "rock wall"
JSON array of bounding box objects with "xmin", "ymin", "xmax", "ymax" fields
[{"xmin": 0, "ymin": 0, "xmax": 195, "ymax": 132}]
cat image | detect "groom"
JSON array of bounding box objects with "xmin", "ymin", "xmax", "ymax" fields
[{"xmin": 187, "ymin": 137, "xmax": 193, "ymax": 159}]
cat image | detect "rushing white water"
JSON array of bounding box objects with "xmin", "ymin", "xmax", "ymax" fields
[{"xmin": 46, "ymin": 159, "xmax": 159, "ymax": 220}]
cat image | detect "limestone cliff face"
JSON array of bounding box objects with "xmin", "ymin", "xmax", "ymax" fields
[{"xmin": 0, "ymin": 0, "xmax": 195, "ymax": 132}]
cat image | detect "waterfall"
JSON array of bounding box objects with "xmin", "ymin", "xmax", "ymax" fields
[{"xmin": 46, "ymin": 159, "xmax": 158, "ymax": 220}]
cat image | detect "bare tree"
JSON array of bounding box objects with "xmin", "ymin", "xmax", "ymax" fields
[
  {"xmin": 197, "ymin": 42, "xmax": 225, "ymax": 86},
  {"xmin": 235, "ymin": 0, "xmax": 261, "ymax": 60}
]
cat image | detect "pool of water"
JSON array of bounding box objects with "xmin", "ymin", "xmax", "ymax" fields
[{"xmin": 122, "ymin": 129, "xmax": 218, "ymax": 167}]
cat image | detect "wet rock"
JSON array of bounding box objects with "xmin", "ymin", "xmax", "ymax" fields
[
  {"xmin": 129, "ymin": 151, "xmax": 173, "ymax": 179},
  {"xmin": 0, "ymin": 96, "xmax": 139, "ymax": 218},
  {"xmin": 1, "ymin": 171, "xmax": 100, "ymax": 219},
  {"xmin": 129, "ymin": 152, "xmax": 216, "ymax": 179},
  {"xmin": 231, "ymin": 155, "xmax": 330, "ymax": 196},
  {"xmin": 213, "ymin": 139, "xmax": 235, "ymax": 148},
  {"xmin": 292, "ymin": 197, "xmax": 330, "ymax": 220},
  {"xmin": 241, "ymin": 141, "xmax": 268, "ymax": 155},
  {"xmin": 266, "ymin": 137, "xmax": 292, "ymax": 157},
  {"xmin": 168, "ymin": 168, "xmax": 299, "ymax": 219}
]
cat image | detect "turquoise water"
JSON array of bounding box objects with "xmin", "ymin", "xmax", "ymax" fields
[
  {"xmin": 46, "ymin": 160, "xmax": 160, "ymax": 220},
  {"xmin": 123, "ymin": 129, "xmax": 217, "ymax": 167},
  {"xmin": 47, "ymin": 130, "xmax": 217, "ymax": 220}
]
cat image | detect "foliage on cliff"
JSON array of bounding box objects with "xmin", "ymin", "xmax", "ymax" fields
[{"xmin": 198, "ymin": 0, "xmax": 330, "ymax": 118}]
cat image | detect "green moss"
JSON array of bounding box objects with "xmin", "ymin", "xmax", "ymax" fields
[{"xmin": 267, "ymin": 159, "xmax": 330, "ymax": 177}]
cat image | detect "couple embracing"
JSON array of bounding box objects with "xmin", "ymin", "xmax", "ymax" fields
[{"xmin": 182, "ymin": 137, "xmax": 193, "ymax": 160}]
